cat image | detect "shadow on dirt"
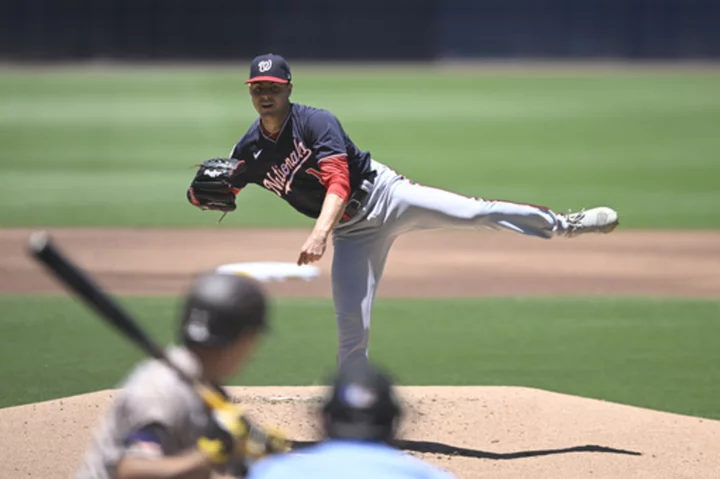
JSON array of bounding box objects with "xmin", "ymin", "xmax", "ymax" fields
[{"xmin": 291, "ymin": 439, "xmax": 642, "ymax": 459}]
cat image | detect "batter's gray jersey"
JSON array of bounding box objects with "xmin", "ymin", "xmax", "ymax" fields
[{"xmin": 76, "ymin": 346, "xmax": 211, "ymax": 479}]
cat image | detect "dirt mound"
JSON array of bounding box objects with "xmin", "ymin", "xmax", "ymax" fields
[
  {"xmin": 2, "ymin": 228, "xmax": 719, "ymax": 297},
  {"xmin": 1, "ymin": 387, "xmax": 718, "ymax": 478}
]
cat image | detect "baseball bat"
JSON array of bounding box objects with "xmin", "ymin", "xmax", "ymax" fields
[{"xmin": 26, "ymin": 231, "xmax": 228, "ymax": 410}]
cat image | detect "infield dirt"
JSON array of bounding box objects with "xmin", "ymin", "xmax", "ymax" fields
[{"xmin": 1, "ymin": 228, "xmax": 719, "ymax": 298}]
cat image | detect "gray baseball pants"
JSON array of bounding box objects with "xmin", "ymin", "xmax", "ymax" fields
[{"xmin": 331, "ymin": 160, "xmax": 561, "ymax": 367}]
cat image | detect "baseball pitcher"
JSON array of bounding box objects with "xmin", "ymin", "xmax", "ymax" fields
[{"xmin": 186, "ymin": 54, "xmax": 620, "ymax": 368}]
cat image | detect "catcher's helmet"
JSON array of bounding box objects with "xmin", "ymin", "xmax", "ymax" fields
[
  {"xmin": 179, "ymin": 272, "xmax": 268, "ymax": 348},
  {"xmin": 322, "ymin": 362, "xmax": 402, "ymax": 442}
]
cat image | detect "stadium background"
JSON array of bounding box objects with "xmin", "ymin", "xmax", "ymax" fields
[
  {"xmin": 0, "ymin": 0, "xmax": 718, "ymax": 458},
  {"xmin": 2, "ymin": 0, "xmax": 719, "ymax": 61}
]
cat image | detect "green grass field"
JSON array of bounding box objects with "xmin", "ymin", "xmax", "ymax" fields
[
  {"xmin": 1, "ymin": 66, "xmax": 719, "ymax": 228},
  {"xmin": 1, "ymin": 66, "xmax": 719, "ymax": 424},
  {"xmin": 1, "ymin": 295, "xmax": 719, "ymax": 419}
]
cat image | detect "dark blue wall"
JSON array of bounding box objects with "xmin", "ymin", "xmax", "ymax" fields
[
  {"xmin": 438, "ymin": 0, "xmax": 720, "ymax": 59},
  {"xmin": 1, "ymin": 0, "xmax": 718, "ymax": 61}
]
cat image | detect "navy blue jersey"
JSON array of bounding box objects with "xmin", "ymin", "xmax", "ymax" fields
[{"xmin": 229, "ymin": 103, "xmax": 373, "ymax": 219}]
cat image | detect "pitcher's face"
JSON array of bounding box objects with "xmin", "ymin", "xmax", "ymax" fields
[{"xmin": 249, "ymin": 81, "xmax": 292, "ymax": 117}]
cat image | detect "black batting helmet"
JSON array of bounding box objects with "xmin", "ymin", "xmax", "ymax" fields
[
  {"xmin": 322, "ymin": 361, "xmax": 402, "ymax": 442},
  {"xmin": 179, "ymin": 272, "xmax": 268, "ymax": 348}
]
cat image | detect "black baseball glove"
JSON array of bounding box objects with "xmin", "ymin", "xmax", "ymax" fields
[{"xmin": 187, "ymin": 158, "xmax": 246, "ymax": 213}]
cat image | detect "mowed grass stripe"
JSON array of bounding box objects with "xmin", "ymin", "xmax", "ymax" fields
[{"xmin": 1, "ymin": 68, "xmax": 719, "ymax": 228}]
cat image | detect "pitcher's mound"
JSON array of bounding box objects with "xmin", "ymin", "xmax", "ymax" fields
[{"xmin": 1, "ymin": 386, "xmax": 718, "ymax": 478}]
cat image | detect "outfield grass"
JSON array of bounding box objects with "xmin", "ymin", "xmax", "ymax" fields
[
  {"xmin": 1, "ymin": 66, "xmax": 719, "ymax": 228},
  {"xmin": 1, "ymin": 295, "xmax": 718, "ymax": 420}
]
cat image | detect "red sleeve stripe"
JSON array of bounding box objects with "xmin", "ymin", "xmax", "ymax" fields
[
  {"xmin": 317, "ymin": 153, "xmax": 348, "ymax": 163},
  {"xmin": 317, "ymin": 155, "xmax": 351, "ymax": 202}
]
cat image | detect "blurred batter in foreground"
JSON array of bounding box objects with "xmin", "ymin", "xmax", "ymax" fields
[{"xmin": 76, "ymin": 273, "xmax": 274, "ymax": 479}]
